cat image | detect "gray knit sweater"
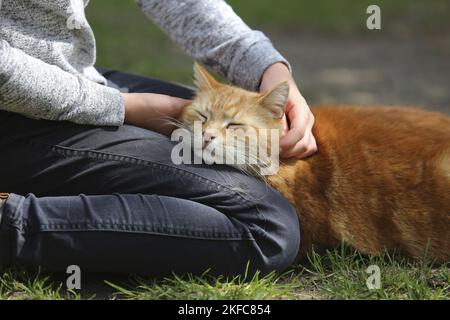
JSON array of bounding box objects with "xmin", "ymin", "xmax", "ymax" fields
[{"xmin": 0, "ymin": 0, "xmax": 289, "ymax": 126}]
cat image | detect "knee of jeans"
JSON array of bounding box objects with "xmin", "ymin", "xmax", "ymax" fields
[{"xmin": 248, "ymin": 191, "xmax": 301, "ymax": 275}]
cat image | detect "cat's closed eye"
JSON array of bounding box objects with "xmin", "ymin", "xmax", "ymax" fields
[
  {"xmin": 195, "ymin": 110, "xmax": 208, "ymax": 122},
  {"xmin": 227, "ymin": 122, "xmax": 246, "ymax": 129}
]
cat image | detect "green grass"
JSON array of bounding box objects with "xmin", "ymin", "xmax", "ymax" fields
[
  {"xmin": 1, "ymin": 246, "xmax": 448, "ymax": 300},
  {"xmin": 0, "ymin": 269, "xmax": 81, "ymax": 300}
]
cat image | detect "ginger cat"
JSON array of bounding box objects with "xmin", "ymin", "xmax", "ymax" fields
[{"xmin": 178, "ymin": 63, "xmax": 450, "ymax": 262}]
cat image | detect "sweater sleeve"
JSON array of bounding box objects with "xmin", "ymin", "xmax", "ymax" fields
[
  {"xmin": 0, "ymin": 40, "xmax": 125, "ymax": 126},
  {"xmin": 136, "ymin": 0, "xmax": 291, "ymax": 91}
]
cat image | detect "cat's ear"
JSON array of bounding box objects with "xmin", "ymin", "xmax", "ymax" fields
[
  {"xmin": 259, "ymin": 81, "xmax": 289, "ymax": 119},
  {"xmin": 193, "ymin": 62, "xmax": 220, "ymax": 90}
]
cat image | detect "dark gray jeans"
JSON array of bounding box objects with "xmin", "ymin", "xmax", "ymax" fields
[{"xmin": 0, "ymin": 70, "xmax": 300, "ymax": 277}]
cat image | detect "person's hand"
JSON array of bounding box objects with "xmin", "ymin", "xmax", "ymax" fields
[
  {"xmin": 260, "ymin": 62, "xmax": 317, "ymax": 159},
  {"xmin": 122, "ymin": 93, "xmax": 191, "ymax": 135}
]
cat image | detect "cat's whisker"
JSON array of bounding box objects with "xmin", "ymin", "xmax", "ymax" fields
[{"xmin": 161, "ymin": 116, "xmax": 188, "ymax": 129}]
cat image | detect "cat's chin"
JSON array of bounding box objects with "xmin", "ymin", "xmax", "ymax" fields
[{"xmin": 192, "ymin": 144, "xmax": 274, "ymax": 178}]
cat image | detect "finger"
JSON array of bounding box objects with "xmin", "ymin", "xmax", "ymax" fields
[
  {"xmin": 298, "ymin": 134, "xmax": 318, "ymax": 159},
  {"xmin": 281, "ymin": 134, "xmax": 309, "ymax": 158},
  {"xmin": 281, "ymin": 130, "xmax": 317, "ymax": 159},
  {"xmin": 281, "ymin": 114, "xmax": 289, "ymax": 135},
  {"xmin": 280, "ymin": 104, "xmax": 310, "ymax": 150}
]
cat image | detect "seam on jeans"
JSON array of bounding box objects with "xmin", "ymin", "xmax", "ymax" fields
[
  {"xmin": 20, "ymin": 224, "xmax": 255, "ymax": 241},
  {"xmin": 25, "ymin": 139, "xmax": 268, "ymax": 233},
  {"xmin": 0, "ymin": 195, "xmax": 255, "ymax": 240},
  {"xmin": 3, "ymin": 214, "xmax": 256, "ymax": 241},
  {"xmin": 29, "ymin": 222, "xmax": 251, "ymax": 238}
]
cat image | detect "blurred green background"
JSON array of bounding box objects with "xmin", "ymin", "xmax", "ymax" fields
[
  {"xmin": 86, "ymin": 0, "xmax": 450, "ymax": 110},
  {"xmin": 86, "ymin": 0, "xmax": 449, "ymax": 81}
]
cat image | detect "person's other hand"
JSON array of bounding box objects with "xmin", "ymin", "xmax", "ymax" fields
[
  {"xmin": 122, "ymin": 93, "xmax": 191, "ymax": 135},
  {"xmin": 260, "ymin": 62, "xmax": 317, "ymax": 159}
]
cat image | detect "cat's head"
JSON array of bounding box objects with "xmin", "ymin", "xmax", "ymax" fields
[{"xmin": 177, "ymin": 63, "xmax": 289, "ymax": 176}]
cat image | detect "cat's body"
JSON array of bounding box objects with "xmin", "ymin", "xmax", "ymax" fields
[
  {"xmin": 269, "ymin": 106, "xmax": 450, "ymax": 262},
  {"xmin": 179, "ymin": 64, "xmax": 450, "ymax": 262}
]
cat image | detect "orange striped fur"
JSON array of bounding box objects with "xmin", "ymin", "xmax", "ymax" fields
[{"xmin": 179, "ymin": 64, "xmax": 450, "ymax": 262}]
